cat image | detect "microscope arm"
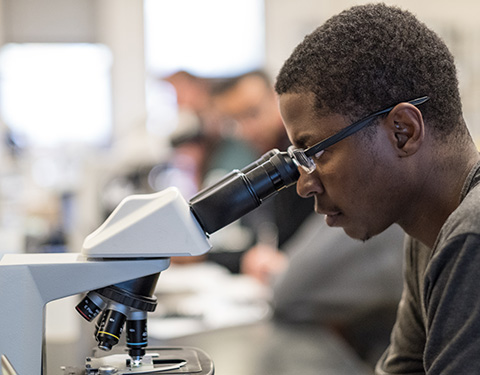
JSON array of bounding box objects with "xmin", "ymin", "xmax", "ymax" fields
[
  {"xmin": 0, "ymin": 254, "xmax": 170, "ymax": 375},
  {"xmin": 0, "ymin": 185, "xmax": 205, "ymax": 374}
]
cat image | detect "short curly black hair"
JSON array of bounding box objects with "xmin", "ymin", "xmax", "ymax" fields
[{"xmin": 275, "ymin": 3, "xmax": 464, "ymax": 137}]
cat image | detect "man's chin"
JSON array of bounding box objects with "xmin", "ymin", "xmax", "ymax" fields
[
  {"xmin": 342, "ymin": 225, "xmax": 373, "ymax": 242},
  {"xmin": 323, "ymin": 213, "xmax": 376, "ymax": 241}
]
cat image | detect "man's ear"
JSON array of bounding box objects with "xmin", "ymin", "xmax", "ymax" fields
[{"xmin": 386, "ymin": 103, "xmax": 425, "ymax": 157}]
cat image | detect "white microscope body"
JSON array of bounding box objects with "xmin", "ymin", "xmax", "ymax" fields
[{"xmin": 0, "ymin": 187, "xmax": 211, "ymax": 375}]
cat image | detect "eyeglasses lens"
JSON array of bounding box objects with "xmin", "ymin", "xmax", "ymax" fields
[{"xmin": 288, "ymin": 146, "xmax": 316, "ymax": 174}]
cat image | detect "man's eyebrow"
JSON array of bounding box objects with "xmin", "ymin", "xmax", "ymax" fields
[{"xmin": 293, "ymin": 134, "xmax": 311, "ymax": 149}]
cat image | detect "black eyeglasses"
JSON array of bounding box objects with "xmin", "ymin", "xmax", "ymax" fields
[{"xmin": 287, "ymin": 96, "xmax": 430, "ymax": 174}]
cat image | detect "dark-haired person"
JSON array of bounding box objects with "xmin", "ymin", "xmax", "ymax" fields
[{"xmin": 275, "ymin": 3, "xmax": 480, "ymax": 374}]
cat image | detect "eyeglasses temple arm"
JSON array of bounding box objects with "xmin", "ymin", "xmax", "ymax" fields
[{"xmin": 304, "ymin": 96, "xmax": 429, "ymax": 157}]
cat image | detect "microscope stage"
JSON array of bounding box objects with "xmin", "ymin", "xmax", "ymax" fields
[{"xmin": 62, "ymin": 347, "xmax": 214, "ymax": 375}]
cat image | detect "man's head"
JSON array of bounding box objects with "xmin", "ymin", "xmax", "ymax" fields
[
  {"xmin": 275, "ymin": 4, "xmax": 476, "ymax": 242},
  {"xmin": 211, "ymin": 70, "xmax": 285, "ymax": 153},
  {"xmin": 275, "ymin": 3, "xmax": 466, "ymax": 140}
]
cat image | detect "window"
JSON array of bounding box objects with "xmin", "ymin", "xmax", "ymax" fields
[{"xmin": 0, "ymin": 43, "xmax": 112, "ymax": 148}]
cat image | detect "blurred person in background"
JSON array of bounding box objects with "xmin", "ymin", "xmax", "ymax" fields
[
  {"xmin": 210, "ymin": 70, "xmax": 314, "ymax": 271},
  {"xmin": 162, "ymin": 70, "xmax": 256, "ymax": 195},
  {"xmin": 158, "ymin": 70, "xmax": 262, "ymax": 270},
  {"xmin": 163, "ymin": 70, "xmax": 313, "ymax": 273}
]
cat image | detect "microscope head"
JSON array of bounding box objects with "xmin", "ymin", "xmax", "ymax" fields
[
  {"xmin": 81, "ymin": 149, "xmax": 298, "ymax": 259},
  {"xmin": 82, "ymin": 186, "xmax": 212, "ymax": 259}
]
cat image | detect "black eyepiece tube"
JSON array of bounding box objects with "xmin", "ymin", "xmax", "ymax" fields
[
  {"xmin": 195, "ymin": 149, "xmax": 281, "ymax": 193},
  {"xmin": 238, "ymin": 149, "xmax": 280, "ymax": 174},
  {"xmin": 189, "ymin": 149, "xmax": 299, "ymax": 234}
]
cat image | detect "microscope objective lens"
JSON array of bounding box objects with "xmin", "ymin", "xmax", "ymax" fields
[
  {"xmin": 75, "ymin": 294, "xmax": 104, "ymax": 322},
  {"xmin": 126, "ymin": 319, "xmax": 148, "ymax": 363},
  {"xmin": 96, "ymin": 309, "xmax": 126, "ymax": 351}
]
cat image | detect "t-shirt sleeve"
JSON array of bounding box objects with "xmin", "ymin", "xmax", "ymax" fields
[
  {"xmin": 422, "ymin": 233, "xmax": 480, "ymax": 373},
  {"xmin": 375, "ymin": 236, "xmax": 426, "ymax": 375},
  {"xmin": 377, "ymin": 233, "xmax": 480, "ymax": 374}
]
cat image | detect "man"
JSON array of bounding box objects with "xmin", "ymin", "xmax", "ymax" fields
[{"xmin": 275, "ymin": 3, "xmax": 480, "ymax": 374}]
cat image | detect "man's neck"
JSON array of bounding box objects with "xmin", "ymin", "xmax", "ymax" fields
[{"xmin": 401, "ymin": 148, "xmax": 480, "ymax": 248}]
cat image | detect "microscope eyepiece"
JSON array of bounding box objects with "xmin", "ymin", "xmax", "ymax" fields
[{"xmin": 189, "ymin": 149, "xmax": 299, "ymax": 234}]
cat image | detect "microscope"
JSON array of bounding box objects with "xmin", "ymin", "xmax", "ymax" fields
[{"xmin": 0, "ymin": 149, "xmax": 299, "ymax": 375}]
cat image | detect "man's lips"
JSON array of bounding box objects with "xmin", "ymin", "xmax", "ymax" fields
[
  {"xmin": 325, "ymin": 212, "xmax": 342, "ymax": 226},
  {"xmin": 315, "ymin": 207, "xmax": 341, "ymax": 216},
  {"xmin": 316, "ymin": 209, "xmax": 342, "ymax": 226}
]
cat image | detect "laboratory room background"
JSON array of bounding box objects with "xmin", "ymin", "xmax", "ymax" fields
[{"xmin": 0, "ymin": 0, "xmax": 479, "ymax": 374}]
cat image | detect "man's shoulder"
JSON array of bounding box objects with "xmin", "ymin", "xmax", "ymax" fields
[{"xmin": 438, "ymin": 182, "xmax": 480, "ymax": 245}]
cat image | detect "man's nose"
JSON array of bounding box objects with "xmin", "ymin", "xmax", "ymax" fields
[{"xmin": 296, "ymin": 169, "xmax": 324, "ymax": 198}]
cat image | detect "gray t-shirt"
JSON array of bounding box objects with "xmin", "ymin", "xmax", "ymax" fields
[{"xmin": 376, "ymin": 161, "xmax": 480, "ymax": 374}]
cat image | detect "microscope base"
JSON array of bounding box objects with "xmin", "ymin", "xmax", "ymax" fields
[{"xmin": 61, "ymin": 347, "xmax": 214, "ymax": 375}]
